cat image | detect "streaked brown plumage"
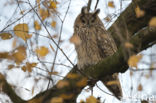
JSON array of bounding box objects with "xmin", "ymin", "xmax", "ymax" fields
[{"xmin": 73, "ymin": 7, "xmax": 122, "ymax": 99}]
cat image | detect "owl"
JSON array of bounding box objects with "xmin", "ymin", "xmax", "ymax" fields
[{"xmin": 73, "ymin": 7, "xmax": 122, "ymax": 99}]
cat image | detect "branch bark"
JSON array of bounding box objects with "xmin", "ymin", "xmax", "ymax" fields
[
  {"xmin": 108, "ymin": 0, "xmax": 156, "ymax": 48},
  {"xmin": 33, "ymin": 26, "xmax": 156, "ymax": 103}
]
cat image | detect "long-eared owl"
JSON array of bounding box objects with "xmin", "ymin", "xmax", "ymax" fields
[{"xmin": 73, "ymin": 7, "xmax": 122, "ymax": 99}]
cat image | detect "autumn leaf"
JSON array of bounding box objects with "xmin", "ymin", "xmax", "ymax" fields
[
  {"xmin": 8, "ymin": 65, "xmax": 14, "ymax": 69},
  {"xmin": 49, "ymin": 1, "xmax": 57, "ymax": 9},
  {"xmin": 135, "ymin": 6, "xmax": 145, "ymax": 18},
  {"xmin": 12, "ymin": 46, "xmax": 26, "ymax": 64},
  {"xmin": 67, "ymin": 73, "xmax": 79, "ymax": 79},
  {"xmin": 60, "ymin": 94, "xmax": 73, "ymax": 100},
  {"xmin": 0, "ymin": 33, "xmax": 13, "ymax": 40},
  {"xmin": 35, "ymin": 46, "xmax": 49, "ymax": 57},
  {"xmin": 39, "ymin": 8, "xmax": 49, "ymax": 20},
  {"xmin": 51, "ymin": 21, "xmax": 56, "ymax": 28},
  {"xmin": 34, "ymin": 21, "xmax": 41, "ymax": 30},
  {"xmin": 57, "ymin": 80, "xmax": 69, "ymax": 88},
  {"xmin": 37, "ymin": 0, "xmax": 40, "ymax": 9},
  {"xmin": 14, "ymin": 23, "xmax": 31, "ymax": 41},
  {"xmin": 50, "ymin": 97, "xmax": 63, "ymax": 103},
  {"xmin": 26, "ymin": 62, "xmax": 37, "ymax": 72},
  {"xmin": 137, "ymin": 83, "xmax": 143, "ymax": 91},
  {"xmin": 22, "ymin": 66, "xmax": 27, "ymax": 72},
  {"xmin": 12, "ymin": 38, "xmax": 17, "ymax": 48},
  {"xmin": 149, "ymin": 17, "xmax": 156, "ymax": 27},
  {"xmin": 86, "ymin": 96, "xmax": 97, "ymax": 103},
  {"xmin": 108, "ymin": 1, "xmax": 115, "ymax": 8},
  {"xmin": 21, "ymin": 62, "xmax": 37, "ymax": 72},
  {"xmin": 128, "ymin": 54, "xmax": 142, "ymax": 68},
  {"xmin": 70, "ymin": 35, "xmax": 81, "ymax": 45},
  {"xmin": 106, "ymin": 80, "xmax": 120, "ymax": 86},
  {"xmin": 48, "ymin": 71, "xmax": 58, "ymax": 75},
  {"xmin": 76, "ymin": 77, "xmax": 87, "ymax": 87},
  {"xmin": 124, "ymin": 42, "xmax": 133, "ymax": 48}
]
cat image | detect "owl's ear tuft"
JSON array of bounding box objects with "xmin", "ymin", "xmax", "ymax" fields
[
  {"xmin": 81, "ymin": 6, "xmax": 88, "ymax": 14},
  {"xmin": 94, "ymin": 9, "xmax": 100, "ymax": 16}
]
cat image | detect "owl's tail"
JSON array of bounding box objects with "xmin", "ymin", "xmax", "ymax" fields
[{"xmin": 101, "ymin": 73, "xmax": 122, "ymax": 100}]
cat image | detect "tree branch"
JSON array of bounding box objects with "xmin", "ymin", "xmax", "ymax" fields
[
  {"xmin": 0, "ymin": 74, "xmax": 26, "ymax": 103},
  {"xmin": 29, "ymin": 26, "xmax": 156, "ymax": 103},
  {"xmin": 108, "ymin": 0, "xmax": 156, "ymax": 48},
  {"xmin": 1, "ymin": 0, "xmax": 156, "ymax": 103}
]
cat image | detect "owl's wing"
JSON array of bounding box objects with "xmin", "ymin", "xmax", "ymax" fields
[{"xmin": 96, "ymin": 26, "xmax": 117, "ymax": 58}]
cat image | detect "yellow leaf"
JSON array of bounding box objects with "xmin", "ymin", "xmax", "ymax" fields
[
  {"xmin": 14, "ymin": 23, "xmax": 31, "ymax": 41},
  {"xmin": 28, "ymin": 98, "xmax": 42, "ymax": 103},
  {"xmin": 60, "ymin": 94, "xmax": 73, "ymax": 100},
  {"xmin": 48, "ymin": 71, "xmax": 58, "ymax": 75},
  {"xmin": 0, "ymin": 52, "xmax": 9, "ymax": 59},
  {"xmin": 39, "ymin": 8, "xmax": 49, "ymax": 20},
  {"xmin": 106, "ymin": 80, "xmax": 120, "ymax": 86},
  {"xmin": 135, "ymin": 6, "xmax": 145, "ymax": 18},
  {"xmin": 124, "ymin": 42, "xmax": 133, "ymax": 48},
  {"xmin": 51, "ymin": 21, "xmax": 56, "ymax": 28},
  {"xmin": 8, "ymin": 65, "xmax": 14, "ymax": 69},
  {"xmin": 76, "ymin": 77, "xmax": 87, "ymax": 87},
  {"xmin": 35, "ymin": 46, "xmax": 49, "ymax": 57},
  {"xmin": 12, "ymin": 38, "xmax": 17, "ymax": 48},
  {"xmin": 49, "ymin": 1, "xmax": 57, "ymax": 9},
  {"xmin": 25, "ymin": 34, "xmax": 32, "ymax": 39},
  {"xmin": 0, "ymin": 33, "xmax": 13, "ymax": 40},
  {"xmin": 57, "ymin": 80, "xmax": 69, "ymax": 89},
  {"xmin": 50, "ymin": 97, "xmax": 63, "ymax": 103},
  {"xmin": 108, "ymin": 1, "xmax": 115, "ymax": 8},
  {"xmin": 86, "ymin": 96, "xmax": 97, "ymax": 103},
  {"xmin": 149, "ymin": 17, "xmax": 156, "ymax": 27},
  {"xmin": 22, "ymin": 66, "xmax": 27, "ymax": 72},
  {"xmin": 128, "ymin": 54, "xmax": 142, "ymax": 68},
  {"xmin": 26, "ymin": 62, "xmax": 37, "ymax": 72},
  {"xmin": 70, "ymin": 35, "xmax": 81, "ymax": 45},
  {"xmin": 67, "ymin": 73, "xmax": 79, "ymax": 79},
  {"xmin": 80, "ymin": 100, "xmax": 85, "ymax": 103},
  {"xmin": 12, "ymin": 46, "xmax": 26, "ymax": 64},
  {"xmin": 34, "ymin": 21, "xmax": 41, "ymax": 30},
  {"xmin": 37, "ymin": 0, "xmax": 40, "ymax": 9},
  {"xmin": 137, "ymin": 83, "xmax": 143, "ymax": 91}
]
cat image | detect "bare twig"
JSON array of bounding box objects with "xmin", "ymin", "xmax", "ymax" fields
[
  {"xmin": 26, "ymin": 0, "xmax": 74, "ymax": 67},
  {"xmin": 94, "ymin": 0, "xmax": 99, "ymax": 10},
  {"xmin": 87, "ymin": 0, "xmax": 92, "ymax": 12}
]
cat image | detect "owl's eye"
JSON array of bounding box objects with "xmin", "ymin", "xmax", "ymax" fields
[
  {"xmin": 81, "ymin": 19, "xmax": 86, "ymax": 23},
  {"xmin": 91, "ymin": 18, "xmax": 95, "ymax": 23}
]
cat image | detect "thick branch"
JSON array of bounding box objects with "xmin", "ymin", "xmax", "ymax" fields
[
  {"xmin": 30, "ymin": 27, "xmax": 156, "ymax": 103},
  {"xmin": 108, "ymin": 0, "xmax": 156, "ymax": 47},
  {"xmin": 26, "ymin": 0, "xmax": 156, "ymax": 103},
  {"xmin": 0, "ymin": 74, "xmax": 26, "ymax": 103}
]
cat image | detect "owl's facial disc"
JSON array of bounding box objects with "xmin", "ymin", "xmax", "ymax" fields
[
  {"xmin": 80, "ymin": 9, "xmax": 100, "ymax": 27},
  {"xmin": 80, "ymin": 14, "xmax": 97, "ymax": 27}
]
